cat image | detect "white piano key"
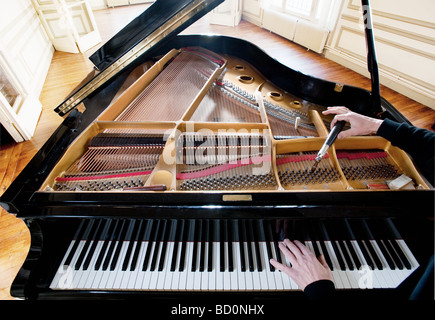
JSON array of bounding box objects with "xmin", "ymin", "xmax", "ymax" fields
[
  {"xmin": 148, "ymin": 242, "xmax": 163, "ymax": 290},
  {"xmin": 335, "ymin": 241, "xmax": 359, "ymax": 289},
  {"xmin": 229, "ymin": 242, "xmax": 238, "ymax": 291},
  {"xmin": 222, "ymin": 242, "xmax": 231, "ymax": 291},
  {"xmin": 351, "ymin": 240, "xmax": 382, "ymax": 289},
  {"xmin": 133, "ymin": 241, "xmax": 150, "ymax": 290},
  {"xmin": 256, "ymin": 242, "xmax": 269, "ymax": 290},
  {"xmin": 163, "ymin": 242, "xmax": 175, "ymax": 291},
  {"xmin": 170, "ymin": 242, "xmax": 182, "ymax": 291},
  {"xmin": 215, "ymin": 242, "xmax": 223, "ymax": 290},
  {"xmin": 50, "ymin": 239, "xmax": 78, "ymax": 289},
  {"xmin": 260, "ymin": 242, "xmax": 276, "ymax": 290},
  {"xmin": 269, "ymin": 241, "xmax": 286, "ymax": 290},
  {"xmin": 108, "ymin": 241, "xmax": 129, "ymax": 289},
  {"xmin": 395, "ymin": 239, "xmax": 419, "ymax": 286},
  {"xmin": 250, "ymin": 242, "xmax": 261, "ymax": 291},
  {"xmin": 242, "ymin": 242, "xmax": 254, "ymax": 290},
  {"xmin": 208, "ymin": 242, "xmax": 216, "ymax": 291},
  {"xmin": 193, "ymin": 242, "xmax": 202, "ymax": 290},
  {"xmin": 234, "ymin": 242, "xmax": 246, "ymax": 291},
  {"xmin": 324, "ymin": 240, "xmax": 350, "ymax": 289},
  {"xmin": 184, "ymin": 242, "xmax": 195, "ymax": 291},
  {"xmin": 200, "ymin": 242, "xmax": 209, "ymax": 291}
]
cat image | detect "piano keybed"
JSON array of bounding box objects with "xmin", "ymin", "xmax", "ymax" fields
[
  {"xmin": 49, "ymin": 218, "xmax": 419, "ymax": 291},
  {"xmin": 40, "ymin": 47, "xmax": 429, "ymax": 192}
]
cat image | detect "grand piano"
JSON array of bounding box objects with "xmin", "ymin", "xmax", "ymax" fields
[{"xmin": 1, "ymin": 0, "xmax": 433, "ymax": 301}]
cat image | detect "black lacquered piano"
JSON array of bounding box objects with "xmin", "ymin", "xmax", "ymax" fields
[{"xmin": 1, "ymin": 0, "xmax": 433, "ymax": 301}]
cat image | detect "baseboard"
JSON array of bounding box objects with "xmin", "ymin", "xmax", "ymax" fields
[{"xmin": 324, "ymin": 47, "xmax": 435, "ymax": 110}]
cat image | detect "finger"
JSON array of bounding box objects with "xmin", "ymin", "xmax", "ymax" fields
[
  {"xmin": 283, "ymin": 239, "xmax": 303, "ymax": 260},
  {"xmin": 318, "ymin": 254, "xmax": 330, "ymax": 270},
  {"xmin": 322, "ymin": 106, "xmax": 348, "ymax": 115},
  {"xmin": 337, "ymin": 129, "xmax": 353, "ymax": 139},
  {"xmin": 270, "ymin": 259, "xmax": 294, "ymax": 279},
  {"xmin": 279, "ymin": 241, "xmax": 297, "ymax": 265},
  {"xmin": 270, "ymin": 258, "xmax": 290, "ymax": 273},
  {"xmin": 293, "ymin": 240, "xmax": 313, "ymax": 256}
]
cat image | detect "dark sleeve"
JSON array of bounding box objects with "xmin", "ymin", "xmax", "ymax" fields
[
  {"xmin": 377, "ymin": 118, "xmax": 435, "ymax": 185},
  {"xmin": 303, "ymin": 280, "xmax": 336, "ymax": 300}
]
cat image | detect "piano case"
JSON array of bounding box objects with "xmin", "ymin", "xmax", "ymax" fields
[{"xmin": 1, "ymin": 0, "xmax": 433, "ymax": 301}]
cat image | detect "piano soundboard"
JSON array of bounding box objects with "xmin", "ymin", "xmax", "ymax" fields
[{"xmin": 40, "ymin": 47, "xmax": 429, "ymax": 194}]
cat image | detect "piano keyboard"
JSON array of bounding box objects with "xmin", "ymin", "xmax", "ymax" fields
[{"xmin": 50, "ymin": 218, "xmax": 419, "ymax": 291}]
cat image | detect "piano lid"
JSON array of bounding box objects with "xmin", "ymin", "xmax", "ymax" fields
[{"xmin": 54, "ymin": 0, "xmax": 224, "ymax": 116}]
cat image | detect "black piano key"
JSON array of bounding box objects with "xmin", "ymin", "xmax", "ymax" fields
[
  {"xmin": 170, "ymin": 219, "xmax": 182, "ymax": 272},
  {"xmin": 343, "ymin": 219, "xmax": 363, "ymax": 270},
  {"xmin": 270, "ymin": 220, "xmax": 283, "ymax": 265},
  {"xmin": 150, "ymin": 219, "xmax": 166, "ymax": 272},
  {"xmin": 307, "ymin": 225, "xmax": 321, "ymax": 261},
  {"xmin": 178, "ymin": 220, "xmax": 190, "ymax": 272},
  {"xmin": 207, "ymin": 219, "xmax": 213, "ymax": 272},
  {"xmin": 83, "ymin": 219, "xmax": 105, "ymax": 270},
  {"xmin": 102, "ymin": 219, "xmax": 124, "ymax": 271},
  {"xmin": 326, "ymin": 220, "xmax": 355, "ymax": 271},
  {"xmin": 251, "ymin": 220, "xmax": 262, "ymax": 272},
  {"xmin": 142, "ymin": 219, "xmax": 158, "ymax": 271},
  {"xmin": 244, "ymin": 220, "xmax": 255, "ymax": 272},
  {"xmin": 74, "ymin": 220, "xmax": 98, "ymax": 270},
  {"xmin": 158, "ymin": 219, "xmax": 172, "ymax": 271},
  {"xmin": 110, "ymin": 219, "xmax": 130, "ymax": 271},
  {"xmin": 122, "ymin": 219, "xmax": 142, "ymax": 271},
  {"xmin": 366, "ymin": 219, "xmax": 396, "ymax": 270},
  {"xmin": 130, "ymin": 219, "xmax": 148, "ymax": 271},
  {"xmin": 238, "ymin": 219, "xmax": 246, "ymax": 272},
  {"xmin": 219, "ymin": 220, "xmax": 226, "ymax": 272},
  {"xmin": 191, "ymin": 220, "xmax": 200, "ymax": 272},
  {"xmin": 320, "ymin": 220, "xmax": 346, "ymax": 271},
  {"xmin": 385, "ymin": 219, "xmax": 412, "ymax": 270},
  {"xmin": 263, "ymin": 220, "xmax": 275, "ymax": 271},
  {"xmin": 65, "ymin": 220, "xmax": 88, "ymax": 266},
  {"xmin": 199, "ymin": 220, "xmax": 208, "ymax": 272},
  {"xmin": 227, "ymin": 220, "xmax": 234, "ymax": 272},
  {"xmin": 313, "ymin": 221, "xmax": 334, "ymax": 270},
  {"xmin": 360, "ymin": 219, "xmax": 384, "ymax": 270},
  {"xmin": 95, "ymin": 219, "xmax": 116, "ymax": 270},
  {"xmin": 347, "ymin": 219, "xmax": 375, "ymax": 270}
]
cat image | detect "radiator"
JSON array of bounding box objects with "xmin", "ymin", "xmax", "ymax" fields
[{"xmin": 262, "ymin": 8, "xmax": 329, "ymax": 54}]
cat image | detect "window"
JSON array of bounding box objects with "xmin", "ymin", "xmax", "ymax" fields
[
  {"xmin": 262, "ymin": 0, "xmax": 342, "ymax": 30},
  {"xmin": 0, "ymin": 64, "xmax": 21, "ymax": 111}
]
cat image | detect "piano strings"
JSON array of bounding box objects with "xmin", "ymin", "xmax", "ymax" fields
[
  {"xmin": 115, "ymin": 48, "xmax": 225, "ymax": 122},
  {"xmin": 276, "ymin": 152, "xmax": 341, "ymax": 189},
  {"xmin": 337, "ymin": 150, "xmax": 400, "ymax": 189},
  {"xmin": 176, "ymin": 132, "xmax": 276, "ymax": 191},
  {"xmin": 54, "ymin": 133, "xmax": 166, "ymax": 191}
]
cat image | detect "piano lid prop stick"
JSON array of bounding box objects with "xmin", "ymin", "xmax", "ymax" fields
[{"xmin": 311, "ymin": 120, "xmax": 346, "ymax": 172}]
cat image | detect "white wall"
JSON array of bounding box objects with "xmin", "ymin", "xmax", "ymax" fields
[
  {"xmin": 0, "ymin": 0, "xmax": 54, "ymax": 99},
  {"xmin": 325, "ymin": 0, "xmax": 435, "ymax": 109}
]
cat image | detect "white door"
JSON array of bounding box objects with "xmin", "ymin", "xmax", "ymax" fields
[
  {"xmin": 0, "ymin": 0, "xmax": 54, "ymax": 143},
  {"xmin": 32, "ymin": 0, "xmax": 101, "ymax": 53},
  {"xmin": 0, "ymin": 51, "xmax": 42, "ymax": 142}
]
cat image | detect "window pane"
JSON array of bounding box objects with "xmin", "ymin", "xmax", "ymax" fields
[
  {"xmin": 0, "ymin": 65, "xmax": 19, "ymax": 107},
  {"xmin": 285, "ymin": 0, "xmax": 313, "ymax": 15}
]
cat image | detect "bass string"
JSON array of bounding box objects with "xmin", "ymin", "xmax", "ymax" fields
[{"xmin": 115, "ymin": 51, "xmax": 218, "ymax": 122}]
